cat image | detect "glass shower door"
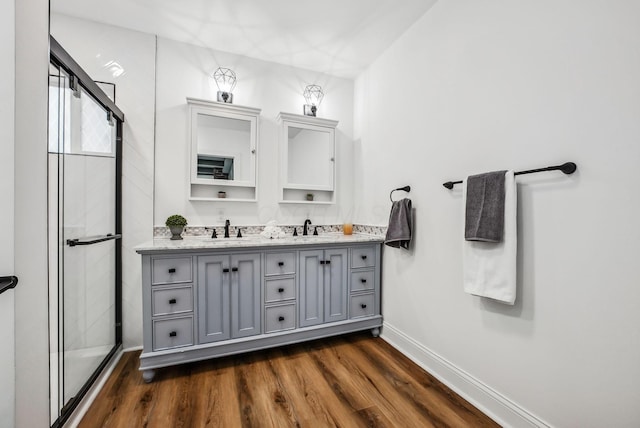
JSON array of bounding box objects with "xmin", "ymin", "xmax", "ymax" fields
[
  {"xmin": 48, "ymin": 56, "xmax": 121, "ymax": 426},
  {"xmin": 61, "ymin": 81, "xmax": 118, "ymax": 403}
]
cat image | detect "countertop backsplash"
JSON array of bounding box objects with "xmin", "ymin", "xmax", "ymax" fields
[{"xmin": 153, "ymin": 224, "xmax": 387, "ymax": 238}]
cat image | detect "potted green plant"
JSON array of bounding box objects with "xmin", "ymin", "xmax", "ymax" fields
[{"xmin": 166, "ymin": 214, "xmax": 188, "ymax": 240}]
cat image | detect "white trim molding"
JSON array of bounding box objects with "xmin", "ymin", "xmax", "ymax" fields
[{"xmin": 380, "ymin": 322, "xmax": 551, "ymax": 428}]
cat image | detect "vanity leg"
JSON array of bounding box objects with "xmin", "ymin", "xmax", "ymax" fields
[
  {"xmin": 142, "ymin": 369, "xmax": 156, "ymax": 383},
  {"xmin": 371, "ymin": 327, "xmax": 380, "ymax": 338}
]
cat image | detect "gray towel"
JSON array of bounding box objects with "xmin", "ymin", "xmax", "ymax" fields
[
  {"xmin": 385, "ymin": 198, "xmax": 412, "ymax": 249},
  {"xmin": 465, "ymin": 170, "xmax": 507, "ymax": 242}
]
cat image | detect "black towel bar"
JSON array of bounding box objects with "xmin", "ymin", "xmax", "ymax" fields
[
  {"xmin": 442, "ymin": 162, "xmax": 577, "ymax": 189},
  {"xmin": 390, "ymin": 185, "xmax": 411, "ymax": 202},
  {"xmin": 0, "ymin": 276, "xmax": 18, "ymax": 295}
]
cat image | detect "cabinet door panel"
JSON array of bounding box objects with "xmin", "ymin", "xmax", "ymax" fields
[
  {"xmin": 324, "ymin": 248, "xmax": 348, "ymax": 323},
  {"xmin": 299, "ymin": 249, "xmax": 324, "ymax": 327},
  {"xmin": 198, "ymin": 255, "xmax": 231, "ymax": 343},
  {"xmin": 231, "ymin": 253, "xmax": 261, "ymax": 338}
]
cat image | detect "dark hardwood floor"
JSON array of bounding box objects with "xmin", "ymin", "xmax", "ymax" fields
[{"xmin": 79, "ymin": 333, "xmax": 499, "ymax": 427}]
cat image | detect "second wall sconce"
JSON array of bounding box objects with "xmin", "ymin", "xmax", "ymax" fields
[
  {"xmin": 213, "ymin": 67, "xmax": 237, "ymax": 103},
  {"xmin": 303, "ymin": 84, "xmax": 324, "ymax": 116}
]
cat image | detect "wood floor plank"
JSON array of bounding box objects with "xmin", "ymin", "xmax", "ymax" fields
[
  {"xmin": 337, "ymin": 337, "xmax": 468, "ymax": 427},
  {"xmin": 356, "ymin": 337, "xmax": 500, "ymax": 427},
  {"xmin": 189, "ymin": 359, "xmax": 242, "ymax": 427},
  {"xmin": 78, "ymin": 351, "xmax": 155, "ymax": 428},
  {"xmin": 79, "ymin": 333, "xmax": 499, "ymax": 428},
  {"xmin": 144, "ymin": 362, "xmax": 194, "ymax": 427},
  {"xmin": 267, "ymin": 347, "xmax": 368, "ymax": 427},
  {"xmin": 313, "ymin": 339, "xmax": 438, "ymax": 428},
  {"xmin": 235, "ymin": 351, "xmax": 300, "ymax": 427}
]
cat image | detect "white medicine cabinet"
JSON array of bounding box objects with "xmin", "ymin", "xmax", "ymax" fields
[
  {"xmin": 277, "ymin": 112, "xmax": 338, "ymax": 204},
  {"xmin": 187, "ymin": 97, "xmax": 261, "ymax": 201}
]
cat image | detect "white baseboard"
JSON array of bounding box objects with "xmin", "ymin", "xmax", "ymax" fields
[
  {"xmin": 123, "ymin": 345, "xmax": 143, "ymax": 353},
  {"xmin": 380, "ymin": 322, "xmax": 551, "ymax": 428},
  {"xmin": 63, "ymin": 347, "xmax": 124, "ymax": 428}
]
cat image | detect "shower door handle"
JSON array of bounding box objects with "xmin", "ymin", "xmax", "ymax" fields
[{"xmin": 66, "ymin": 233, "xmax": 122, "ymax": 247}]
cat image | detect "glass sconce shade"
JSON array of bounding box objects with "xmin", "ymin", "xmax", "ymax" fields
[
  {"xmin": 213, "ymin": 67, "xmax": 237, "ymax": 103},
  {"xmin": 303, "ymin": 85, "xmax": 324, "ymax": 116}
]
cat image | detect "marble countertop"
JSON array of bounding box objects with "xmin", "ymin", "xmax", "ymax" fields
[{"xmin": 135, "ymin": 233, "xmax": 384, "ymax": 253}]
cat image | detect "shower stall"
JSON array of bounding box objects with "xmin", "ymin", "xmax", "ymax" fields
[{"xmin": 48, "ymin": 37, "xmax": 124, "ymax": 427}]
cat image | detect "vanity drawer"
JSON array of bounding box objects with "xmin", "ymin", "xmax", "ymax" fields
[
  {"xmin": 349, "ymin": 293, "xmax": 375, "ymax": 319},
  {"xmin": 152, "ymin": 316, "xmax": 193, "ymax": 351},
  {"xmin": 152, "ymin": 285, "xmax": 193, "ymax": 317},
  {"xmin": 351, "ymin": 270, "xmax": 375, "ymax": 293},
  {"xmin": 265, "ymin": 252, "xmax": 296, "ymax": 276},
  {"xmin": 264, "ymin": 304, "xmax": 296, "ymax": 333},
  {"xmin": 152, "ymin": 257, "xmax": 192, "ymax": 285},
  {"xmin": 351, "ymin": 246, "xmax": 376, "ymax": 269},
  {"xmin": 265, "ymin": 277, "xmax": 296, "ymax": 303}
]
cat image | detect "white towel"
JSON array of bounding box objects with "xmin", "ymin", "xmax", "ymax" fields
[{"xmin": 462, "ymin": 170, "xmax": 517, "ymax": 304}]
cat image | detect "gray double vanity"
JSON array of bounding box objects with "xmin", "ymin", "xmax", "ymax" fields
[{"xmin": 136, "ymin": 233, "xmax": 383, "ymax": 382}]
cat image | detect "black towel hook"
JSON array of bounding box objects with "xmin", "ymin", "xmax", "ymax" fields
[{"xmin": 390, "ymin": 185, "xmax": 411, "ymax": 202}]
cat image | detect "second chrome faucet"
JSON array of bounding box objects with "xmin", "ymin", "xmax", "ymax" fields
[{"xmin": 224, "ymin": 219, "xmax": 231, "ymax": 238}]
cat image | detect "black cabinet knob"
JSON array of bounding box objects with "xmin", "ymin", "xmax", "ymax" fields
[
  {"xmin": 169, "ymin": 331, "xmax": 177, "ymax": 337},
  {"xmin": 169, "ymin": 298, "xmax": 177, "ymax": 304},
  {"xmin": 231, "ymin": 267, "xmax": 238, "ymax": 272},
  {"xmin": 361, "ymin": 303, "xmax": 367, "ymax": 309},
  {"xmin": 319, "ymin": 260, "xmax": 326, "ymax": 265},
  {"xmin": 168, "ymin": 268, "xmax": 176, "ymax": 273},
  {"xmin": 360, "ymin": 279, "xmax": 367, "ymax": 283},
  {"xmin": 361, "ymin": 255, "xmax": 367, "ymax": 260},
  {"xmin": 278, "ymin": 316, "xmax": 285, "ymax": 322},
  {"xmin": 278, "ymin": 261, "xmax": 284, "ymax": 267},
  {"xmin": 222, "ymin": 268, "xmax": 230, "ymax": 273},
  {"xmin": 325, "ymin": 260, "xmax": 331, "ymax": 265},
  {"xmin": 278, "ymin": 287, "xmax": 285, "ymax": 293}
]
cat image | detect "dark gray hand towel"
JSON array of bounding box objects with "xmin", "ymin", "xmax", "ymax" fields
[
  {"xmin": 385, "ymin": 198, "xmax": 412, "ymax": 249},
  {"xmin": 465, "ymin": 170, "xmax": 507, "ymax": 242}
]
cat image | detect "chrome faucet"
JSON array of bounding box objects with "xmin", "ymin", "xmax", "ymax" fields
[
  {"xmin": 205, "ymin": 227, "xmax": 217, "ymax": 238},
  {"xmin": 303, "ymin": 219, "xmax": 312, "ymax": 236},
  {"xmin": 224, "ymin": 219, "xmax": 231, "ymax": 238}
]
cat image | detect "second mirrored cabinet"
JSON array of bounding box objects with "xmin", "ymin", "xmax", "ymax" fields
[
  {"xmin": 187, "ymin": 97, "xmax": 261, "ymax": 201},
  {"xmin": 277, "ymin": 112, "xmax": 338, "ymax": 204}
]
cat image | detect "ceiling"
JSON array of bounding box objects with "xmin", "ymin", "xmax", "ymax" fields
[{"xmin": 50, "ymin": 0, "xmax": 438, "ymax": 79}]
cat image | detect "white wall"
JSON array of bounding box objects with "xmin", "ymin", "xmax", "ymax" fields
[
  {"xmin": 14, "ymin": 0, "xmax": 50, "ymax": 425},
  {"xmin": 0, "ymin": 0, "xmax": 15, "ymax": 426},
  {"xmin": 355, "ymin": 1, "xmax": 640, "ymax": 427},
  {"xmin": 51, "ymin": 14, "xmax": 157, "ymax": 349},
  {"xmin": 155, "ymin": 37, "xmax": 354, "ymax": 227}
]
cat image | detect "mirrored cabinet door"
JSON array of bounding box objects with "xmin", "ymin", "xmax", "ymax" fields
[
  {"xmin": 278, "ymin": 112, "xmax": 338, "ymax": 204},
  {"xmin": 188, "ymin": 98, "xmax": 261, "ymax": 201}
]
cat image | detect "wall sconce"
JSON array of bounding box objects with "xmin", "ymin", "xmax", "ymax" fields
[
  {"xmin": 303, "ymin": 85, "xmax": 324, "ymax": 117},
  {"xmin": 213, "ymin": 67, "xmax": 237, "ymax": 103}
]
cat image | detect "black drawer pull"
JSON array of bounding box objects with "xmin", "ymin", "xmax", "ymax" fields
[
  {"xmin": 325, "ymin": 260, "xmax": 331, "ymax": 265},
  {"xmin": 278, "ymin": 261, "xmax": 284, "ymax": 267},
  {"xmin": 361, "ymin": 255, "xmax": 367, "ymax": 260},
  {"xmin": 278, "ymin": 316, "xmax": 285, "ymax": 321},
  {"xmin": 222, "ymin": 268, "xmax": 230, "ymax": 273},
  {"xmin": 169, "ymin": 331, "xmax": 177, "ymax": 337},
  {"xmin": 360, "ymin": 279, "xmax": 367, "ymax": 283},
  {"xmin": 169, "ymin": 298, "xmax": 177, "ymax": 304},
  {"xmin": 232, "ymin": 267, "xmax": 238, "ymax": 272},
  {"xmin": 278, "ymin": 287, "xmax": 285, "ymax": 293},
  {"xmin": 360, "ymin": 303, "xmax": 367, "ymax": 309},
  {"xmin": 319, "ymin": 260, "xmax": 326, "ymax": 265},
  {"xmin": 168, "ymin": 268, "xmax": 176, "ymax": 273}
]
